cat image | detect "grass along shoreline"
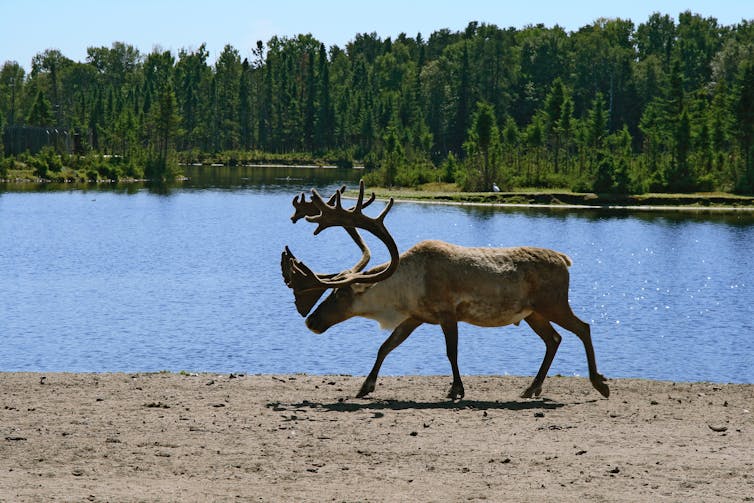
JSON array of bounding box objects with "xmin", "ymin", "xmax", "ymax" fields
[
  {"xmin": 352, "ymin": 183, "xmax": 754, "ymax": 212},
  {"xmin": 4, "ymin": 163, "xmax": 754, "ymax": 212}
]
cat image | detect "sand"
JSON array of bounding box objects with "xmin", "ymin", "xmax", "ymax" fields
[{"xmin": 1, "ymin": 372, "xmax": 752, "ymax": 502}]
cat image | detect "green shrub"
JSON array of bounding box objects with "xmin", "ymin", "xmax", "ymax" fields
[
  {"xmin": 695, "ymin": 174, "xmax": 716, "ymax": 192},
  {"xmin": 441, "ymin": 153, "xmax": 458, "ymax": 183},
  {"xmin": 123, "ymin": 160, "xmax": 144, "ymax": 179},
  {"xmin": 0, "ymin": 156, "xmax": 10, "ymax": 179},
  {"xmin": 30, "ymin": 156, "xmax": 48, "ymax": 179},
  {"xmin": 593, "ymin": 159, "xmax": 617, "ymax": 193},
  {"xmin": 40, "ymin": 147, "xmax": 63, "ymax": 173},
  {"xmin": 570, "ymin": 177, "xmax": 593, "ymax": 193},
  {"xmin": 644, "ymin": 170, "xmax": 666, "ymax": 193}
]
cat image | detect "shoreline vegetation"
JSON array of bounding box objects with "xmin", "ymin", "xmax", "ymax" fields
[
  {"xmin": 3, "ymin": 160, "xmax": 754, "ymax": 212},
  {"xmin": 354, "ymin": 183, "xmax": 754, "ymax": 212},
  {"xmin": 1, "ymin": 372, "xmax": 752, "ymax": 501}
]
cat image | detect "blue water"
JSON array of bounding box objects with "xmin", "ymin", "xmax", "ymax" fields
[{"xmin": 1, "ymin": 175, "xmax": 753, "ymax": 383}]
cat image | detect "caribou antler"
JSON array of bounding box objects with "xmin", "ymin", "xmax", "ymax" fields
[
  {"xmin": 290, "ymin": 184, "xmax": 374, "ymax": 275},
  {"xmin": 298, "ymin": 180, "xmax": 398, "ymax": 285},
  {"xmin": 281, "ymin": 181, "xmax": 399, "ymax": 316}
]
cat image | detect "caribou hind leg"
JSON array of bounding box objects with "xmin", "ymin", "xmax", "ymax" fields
[
  {"xmin": 356, "ymin": 318, "xmax": 422, "ymax": 398},
  {"xmin": 548, "ymin": 307, "xmax": 610, "ymax": 398}
]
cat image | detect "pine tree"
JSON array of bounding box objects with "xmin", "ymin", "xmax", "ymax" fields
[
  {"xmin": 314, "ymin": 43, "xmax": 333, "ymax": 152},
  {"xmin": 463, "ymin": 101, "xmax": 501, "ymax": 190},
  {"xmin": 544, "ymin": 78, "xmax": 565, "ymax": 172},
  {"xmin": 454, "ymin": 42, "xmax": 470, "ymax": 157},
  {"xmin": 734, "ymin": 59, "xmax": 754, "ymax": 192},
  {"xmin": 27, "ymin": 90, "xmax": 53, "ymax": 126},
  {"xmin": 146, "ymin": 82, "xmax": 181, "ymax": 181},
  {"xmin": 667, "ymin": 108, "xmax": 693, "ymax": 191},
  {"xmin": 239, "ymin": 59, "xmax": 253, "ymax": 149}
]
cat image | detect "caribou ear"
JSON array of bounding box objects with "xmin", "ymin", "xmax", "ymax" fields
[
  {"xmin": 281, "ymin": 247, "xmax": 329, "ymax": 316},
  {"xmin": 292, "ymin": 288, "xmax": 328, "ymax": 317}
]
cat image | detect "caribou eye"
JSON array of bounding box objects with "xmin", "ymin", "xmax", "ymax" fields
[{"xmin": 335, "ymin": 287, "xmax": 352, "ymax": 299}]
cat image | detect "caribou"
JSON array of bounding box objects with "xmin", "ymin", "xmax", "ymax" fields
[{"xmin": 281, "ymin": 182, "xmax": 609, "ymax": 400}]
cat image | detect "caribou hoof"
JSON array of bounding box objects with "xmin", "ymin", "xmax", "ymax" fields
[
  {"xmin": 521, "ymin": 383, "xmax": 542, "ymax": 399},
  {"xmin": 447, "ymin": 382, "xmax": 465, "ymax": 400},
  {"xmin": 592, "ymin": 377, "xmax": 610, "ymax": 398},
  {"xmin": 356, "ymin": 380, "xmax": 375, "ymax": 398}
]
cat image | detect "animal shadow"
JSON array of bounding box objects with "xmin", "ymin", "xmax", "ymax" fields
[{"xmin": 269, "ymin": 397, "xmax": 566, "ymax": 413}]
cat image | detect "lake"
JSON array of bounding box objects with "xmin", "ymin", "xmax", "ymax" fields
[{"xmin": 1, "ymin": 166, "xmax": 753, "ymax": 384}]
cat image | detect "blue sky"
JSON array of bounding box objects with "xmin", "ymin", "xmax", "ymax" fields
[{"xmin": 1, "ymin": 0, "xmax": 752, "ymax": 70}]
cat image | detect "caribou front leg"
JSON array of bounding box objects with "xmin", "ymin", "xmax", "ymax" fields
[
  {"xmin": 441, "ymin": 321, "xmax": 465, "ymax": 399},
  {"xmin": 521, "ymin": 313, "xmax": 562, "ymax": 398},
  {"xmin": 356, "ymin": 318, "xmax": 422, "ymax": 398}
]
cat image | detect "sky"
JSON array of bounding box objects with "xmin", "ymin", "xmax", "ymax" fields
[{"xmin": 1, "ymin": 0, "xmax": 753, "ymax": 71}]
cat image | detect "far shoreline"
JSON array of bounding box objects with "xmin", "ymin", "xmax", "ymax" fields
[
  {"xmin": 348, "ymin": 185, "xmax": 754, "ymax": 214},
  {"xmin": 381, "ymin": 196, "xmax": 754, "ymax": 213},
  {"xmin": 4, "ymin": 167, "xmax": 754, "ymax": 214}
]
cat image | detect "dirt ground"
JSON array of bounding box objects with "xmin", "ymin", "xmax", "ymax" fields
[{"xmin": 1, "ymin": 372, "xmax": 752, "ymax": 502}]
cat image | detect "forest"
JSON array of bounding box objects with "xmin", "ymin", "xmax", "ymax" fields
[{"xmin": 2, "ymin": 11, "xmax": 754, "ymax": 193}]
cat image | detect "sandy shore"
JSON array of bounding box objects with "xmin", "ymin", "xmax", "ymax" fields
[{"xmin": 1, "ymin": 373, "xmax": 752, "ymax": 502}]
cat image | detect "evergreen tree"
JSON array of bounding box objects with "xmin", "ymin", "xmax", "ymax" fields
[
  {"xmin": 304, "ymin": 49, "xmax": 316, "ymax": 151},
  {"xmin": 668, "ymin": 108, "xmax": 693, "ymax": 191},
  {"xmin": 734, "ymin": 58, "xmax": 754, "ymax": 191},
  {"xmin": 463, "ymin": 101, "xmax": 502, "ymax": 190},
  {"xmin": 146, "ymin": 82, "xmax": 181, "ymax": 181},
  {"xmin": 314, "ymin": 43, "xmax": 333, "ymax": 152},
  {"xmin": 587, "ymin": 93, "xmax": 608, "ymax": 149},
  {"xmin": 454, "ymin": 42, "xmax": 470, "ymax": 156},
  {"xmin": 544, "ymin": 78, "xmax": 567, "ymax": 172},
  {"xmin": 239, "ymin": 59, "xmax": 253, "ymax": 150},
  {"xmin": 27, "ymin": 90, "xmax": 53, "ymax": 126},
  {"xmin": 1, "ymin": 63, "xmax": 25, "ymax": 128},
  {"xmin": 214, "ymin": 44, "xmax": 242, "ymax": 151}
]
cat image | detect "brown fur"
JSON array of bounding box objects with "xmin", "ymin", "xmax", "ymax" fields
[{"xmin": 305, "ymin": 239, "xmax": 609, "ymax": 400}]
